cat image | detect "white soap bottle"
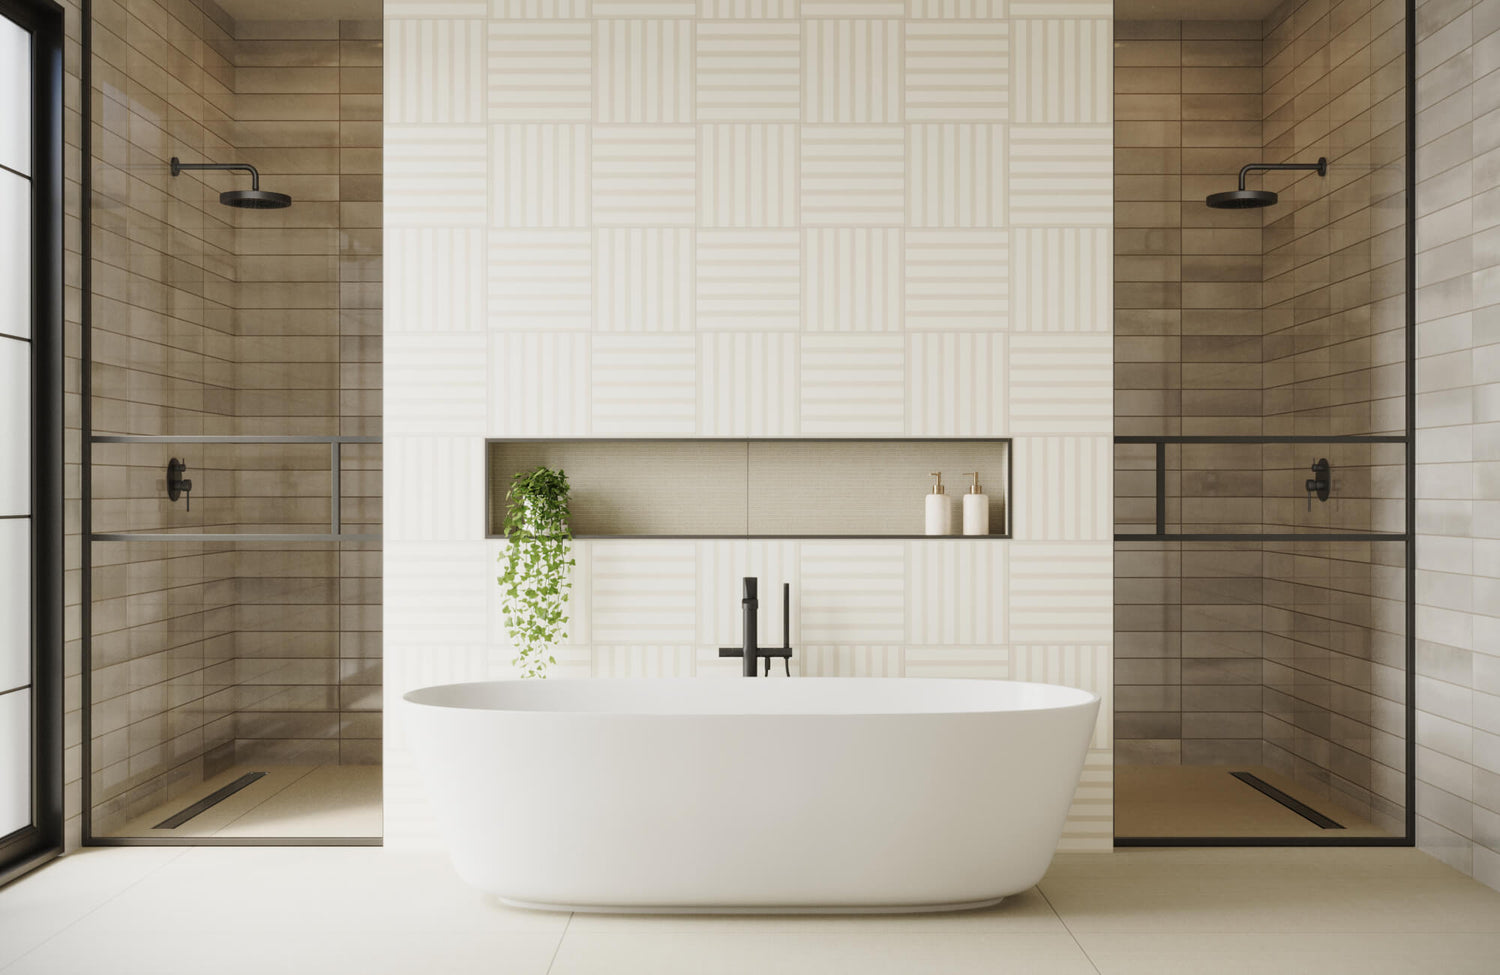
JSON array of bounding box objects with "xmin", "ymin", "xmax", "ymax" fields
[
  {"xmin": 925, "ymin": 472, "xmax": 954, "ymax": 536},
  {"xmin": 962, "ymin": 472, "xmax": 990, "ymax": 536}
]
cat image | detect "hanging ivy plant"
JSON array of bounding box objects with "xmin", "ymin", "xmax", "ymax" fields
[{"xmin": 497, "ymin": 466, "xmax": 575, "ymax": 679}]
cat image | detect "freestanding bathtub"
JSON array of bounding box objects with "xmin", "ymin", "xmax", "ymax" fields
[{"xmin": 402, "ymin": 677, "xmax": 1099, "ymax": 914}]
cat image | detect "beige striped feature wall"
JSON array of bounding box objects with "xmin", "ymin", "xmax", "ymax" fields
[{"xmin": 384, "ymin": 0, "xmax": 1116, "ymax": 851}]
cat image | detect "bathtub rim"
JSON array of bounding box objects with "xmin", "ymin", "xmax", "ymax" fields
[{"xmin": 402, "ymin": 676, "xmax": 1100, "ymax": 718}]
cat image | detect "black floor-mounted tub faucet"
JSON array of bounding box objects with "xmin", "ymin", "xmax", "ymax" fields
[{"xmin": 719, "ymin": 577, "xmax": 794, "ymax": 677}]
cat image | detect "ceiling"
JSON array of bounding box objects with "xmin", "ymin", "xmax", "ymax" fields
[
  {"xmin": 215, "ymin": 0, "xmax": 380, "ymax": 20},
  {"xmin": 1115, "ymin": 0, "xmax": 1283, "ymax": 19}
]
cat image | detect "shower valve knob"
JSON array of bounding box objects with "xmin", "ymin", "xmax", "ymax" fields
[
  {"xmin": 1304, "ymin": 459, "xmax": 1330, "ymax": 511},
  {"xmin": 167, "ymin": 458, "xmax": 193, "ymax": 513}
]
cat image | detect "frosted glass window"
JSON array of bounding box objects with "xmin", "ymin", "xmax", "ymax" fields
[
  {"xmin": 0, "ymin": 689, "xmax": 28, "ymax": 837},
  {"xmin": 0, "ymin": 17, "xmax": 29, "ymax": 178},
  {"xmin": 0, "ymin": 169, "xmax": 30, "ymax": 341},
  {"xmin": 0, "ymin": 338, "xmax": 28, "ymax": 516},
  {"xmin": 0, "ymin": 519, "xmax": 27, "ymax": 695}
]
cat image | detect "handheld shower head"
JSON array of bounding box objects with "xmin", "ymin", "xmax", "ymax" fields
[
  {"xmin": 170, "ymin": 157, "xmax": 292, "ymax": 210},
  {"xmin": 1207, "ymin": 156, "xmax": 1327, "ymax": 210}
]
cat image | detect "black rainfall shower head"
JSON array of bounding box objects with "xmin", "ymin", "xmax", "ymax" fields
[
  {"xmin": 1206, "ymin": 188, "xmax": 1279, "ymax": 209},
  {"xmin": 1207, "ymin": 156, "xmax": 1326, "ymax": 210},
  {"xmin": 170, "ymin": 156, "xmax": 292, "ymax": 210},
  {"xmin": 220, "ymin": 189, "xmax": 292, "ymax": 209}
]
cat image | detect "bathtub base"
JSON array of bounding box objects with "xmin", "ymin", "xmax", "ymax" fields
[{"xmin": 495, "ymin": 896, "xmax": 1007, "ymax": 916}]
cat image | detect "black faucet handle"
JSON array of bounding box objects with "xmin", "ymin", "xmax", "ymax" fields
[{"xmin": 743, "ymin": 576, "xmax": 757, "ymax": 599}]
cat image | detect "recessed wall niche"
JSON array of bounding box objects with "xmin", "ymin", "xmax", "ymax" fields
[{"xmin": 486, "ymin": 440, "xmax": 1012, "ymax": 539}]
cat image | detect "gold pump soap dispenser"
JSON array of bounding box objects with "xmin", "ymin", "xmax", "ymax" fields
[
  {"xmin": 962, "ymin": 472, "xmax": 989, "ymax": 536},
  {"xmin": 925, "ymin": 472, "xmax": 955, "ymax": 536}
]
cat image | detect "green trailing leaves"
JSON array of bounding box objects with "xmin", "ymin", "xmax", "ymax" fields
[{"xmin": 496, "ymin": 466, "xmax": 575, "ymax": 679}]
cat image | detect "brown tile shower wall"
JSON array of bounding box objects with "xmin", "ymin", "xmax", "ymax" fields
[
  {"xmin": 88, "ymin": 0, "xmax": 242, "ymax": 834},
  {"xmin": 86, "ymin": 4, "xmax": 383, "ymax": 834},
  {"xmin": 1113, "ymin": 5, "xmax": 1408, "ymax": 824},
  {"xmin": 1258, "ymin": 0, "xmax": 1406, "ymax": 831},
  {"xmin": 1113, "ymin": 20, "xmax": 1272, "ymax": 767},
  {"xmin": 224, "ymin": 19, "xmax": 382, "ymax": 767}
]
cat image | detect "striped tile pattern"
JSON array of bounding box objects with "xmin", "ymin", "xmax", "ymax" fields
[
  {"xmin": 903, "ymin": 230, "xmax": 1008, "ymax": 329},
  {"xmin": 695, "ymin": 230, "xmax": 801, "ymax": 329},
  {"xmin": 389, "ymin": 20, "xmax": 485, "ymax": 123},
  {"xmin": 592, "ymin": 126, "xmax": 697, "ymax": 224},
  {"xmin": 909, "ymin": 123, "xmax": 1005, "ymax": 227},
  {"xmin": 804, "ymin": 19, "xmax": 903, "ymax": 122},
  {"xmin": 799, "ymin": 334, "xmax": 905, "ymax": 434},
  {"xmin": 490, "ymin": 123, "xmax": 590, "ymax": 226},
  {"xmin": 385, "ymin": 125, "xmax": 488, "ymax": 226},
  {"xmin": 906, "ymin": 0, "xmax": 1002, "ymax": 18},
  {"xmin": 1008, "ymin": 125, "xmax": 1111, "ymax": 226},
  {"xmin": 803, "ymin": 228, "xmax": 902, "ymax": 331},
  {"xmin": 489, "ymin": 332, "xmax": 590, "ymax": 435},
  {"xmin": 908, "ymin": 540, "xmax": 1006, "ymax": 644},
  {"xmin": 387, "ymin": 229, "xmax": 485, "ymax": 331},
  {"xmin": 1008, "ymin": 334, "xmax": 1113, "ymax": 433},
  {"xmin": 1013, "ymin": 435, "xmax": 1110, "ymax": 540},
  {"xmin": 696, "ymin": 23, "xmax": 802, "ymax": 120},
  {"xmin": 903, "ymin": 646, "xmax": 1009, "ymax": 678},
  {"xmin": 590, "ymin": 542, "xmax": 698, "ymax": 643},
  {"xmin": 1013, "ymin": 227, "xmax": 1110, "ymax": 331},
  {"xmin": 800, "ymin": 125, "xmax": 905, "ymax": 225},
  {"xmin": 696, "ymin": 539, "xmax": 800, "ymax": 645},
  {"xmin": 486, "ymin": 230, "xmax": 592, "ymax": 329},
  {"xmin": 908, "ymin": 332, "xmax": 1007, "ymax": 434},
  {"xmin": 800, "ymin": 645, "xmax": 904, "ymax": 676},
  {"xmin": 799, "ymin": 542, "xmax": 907, "ymax": 643},
  {"xmin": 1012, "ymin": 19, "xmax": 1109, "ymax": 123},
  {"xmin": 700, "ymin": 124, "xmax": 799, "ymax": 226},
  {"xmin": 904, "ymin": 22, "xmax": 1008, "ymax": 120},
  {"xmin": 1008, "ymin": 543, "xmax": 1113, "ymax": 643},
  {"xmin": 701, "ymin": 0, "xmax": 803, "ymax": 17},
  {"xmin": 595, "ymin": 228, "xmax": 694, "ymax": 331},
  {"xmin": 591, "ymin": 334, "xmax": 698, "ymax": 432},
  {"xmin": 386, "ymin": 0, "xmax": 1117, "ymax": 853},
  {"xmin": 595, "ymin": 19, "xmax": 694, "ymax": 123},
  {"xmin": 699, "ymin": 333, "xmax": 799, "ymax": 435},
  {"xmin": 486, "ymin": 21, "xmax": 592, "ymax": 121}
]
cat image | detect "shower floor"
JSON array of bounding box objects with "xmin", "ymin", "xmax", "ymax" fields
[
  {"xmin": 1114, "ymin": 764, "xmax": 1393, "ymax": 839},
  {"xmin": 104, "ymin": 764, "xmax": 382, "ymax": 839}
]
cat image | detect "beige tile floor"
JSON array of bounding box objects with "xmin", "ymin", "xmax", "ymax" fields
[
  {"xmin": 1115, "ymin": 765, "xmax": 1394, "ymax": 839},
  {"xmin": 103, "ymin": 765, "xmax": 382, "ymax": 839},
  {"xmin": 2, "ymin": 846, "xmax": 1497, "ymax": 974}
]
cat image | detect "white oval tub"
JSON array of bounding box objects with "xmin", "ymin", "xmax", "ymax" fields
[{"xmin": 402, "ymin": 677, "xmax": 1099, "ymax": 914}]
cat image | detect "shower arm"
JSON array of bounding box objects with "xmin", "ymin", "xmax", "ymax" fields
[
  {"xmin": 1234, "ymin": 157, "xmax": 1328, "ymax": 191},
  {"xmin": 169, "ymin": 157, "xmax": 263, "ymax": 191}
]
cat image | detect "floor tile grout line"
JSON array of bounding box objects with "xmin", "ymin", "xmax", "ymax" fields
[
  {"xmin": 1036, "ymin": 884, "xmax": 1103, "ymax": 975},
  {"xmin": 0, "ymin": 848, "xmax": 192, "ymax": 975},
  {"xmin": 544, "ymin": 912, "xmax": 574, "ymax": 975}
]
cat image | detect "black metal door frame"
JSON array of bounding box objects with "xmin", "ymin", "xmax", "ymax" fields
[
  {"xmin": 1112, "ymin": 0, "xmax": 1418, "ymax": 848},
  {"xmin": 0, "ymin": 0, "xmax": 66, "ymax": 888}
]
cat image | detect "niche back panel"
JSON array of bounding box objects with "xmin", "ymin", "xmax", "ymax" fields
[{"xmin": 487, "ymin": 440, "xmax": 1011, "ymax": 539}]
